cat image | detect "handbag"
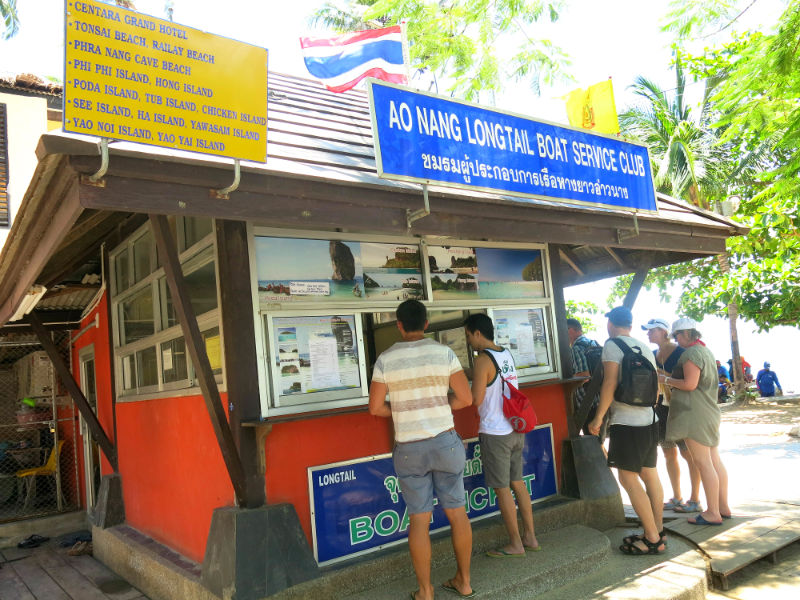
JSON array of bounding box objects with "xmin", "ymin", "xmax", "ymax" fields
[{"xmin": 484, "ymin": 351, "xmax": 538, "ymax": 433}]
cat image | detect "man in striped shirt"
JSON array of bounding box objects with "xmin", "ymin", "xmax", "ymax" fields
[{"xmin": 369, "ymin": 300, "xmax": 475, "ymax": 600}]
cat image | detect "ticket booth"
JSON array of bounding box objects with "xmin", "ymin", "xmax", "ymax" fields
[{"xmin": 0, "ymin": 69, "xmax": 746, "ymax": 599}]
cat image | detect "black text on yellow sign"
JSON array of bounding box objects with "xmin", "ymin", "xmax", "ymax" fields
[{"xmin": 64, "ymin": 0, "xmax": 268, "ymax": 162}]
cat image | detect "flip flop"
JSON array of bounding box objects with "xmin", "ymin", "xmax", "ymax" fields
[
  {"xmin": 524, "ymin": 544, "xmax": 542, "ymax": 552},
  {"xmin": 721, "ymin": 514, "xmax": 732, "ymax": 519},
  {"xmin": 486, "ymin": 548, "xmax": 525, "ymax": 558},
  {"xmin": 688, "ymin": 514, "xmax": 723, "ymax": 526},
  {"xmin": 673, "ymin": 500, "xmax": 702, "ymax": 513},
  {"xmin": 17, "ymin": 534, "xmax": 50, "ymax": 549},
  {"xmin": 441, "ymin": 580, "xmax": 477, "ymax": 598}
]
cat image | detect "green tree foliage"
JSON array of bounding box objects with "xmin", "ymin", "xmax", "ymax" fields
[
  {"xmin": 1, "ymin": 0, "xmax": 18, "ymax": 40},
  {"xmin": 618, "ymin": 60, "xmax": 718, "ymax": 209},
  {"xmin": 610, "ymin": 2, "xmax": 798, "ymax": 332},
  {"xmin": 309, "ymin": 0, "xmax": 571, "ymax": 101},
  {"xmin": 708, "ymin": 1, "xmax": 800, "ymax": 329},
  {"xmin": 565, "ymin": 300, "xmax": 601, "ymax": 334}
]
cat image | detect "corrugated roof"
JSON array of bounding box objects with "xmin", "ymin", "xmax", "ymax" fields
[{"xmin": 0, "ymin": 71, "xmax": 749, "ymax": 327}]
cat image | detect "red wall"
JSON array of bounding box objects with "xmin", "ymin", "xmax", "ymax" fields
[
  {"xmin": 71, "ymin": 296, "xmax": 115, "ymax": 508},
  {"xmin": 115, "ymin": 394, "xmax": 234, "ymax": 561},
  {"xmin": 264, "ymin": 383, "xmax": 569, "ymax": 545},
  {"xmin": 71, "ymin": 293, "xmax": 234, "ymax": 563},
  {"xmin": 71, "ymin": 292, "xmax": 570, "ymax": 563}
]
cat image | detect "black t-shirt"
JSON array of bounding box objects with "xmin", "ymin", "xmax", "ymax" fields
[{"xmin": 657, "ymin": 345, "xmax": 685, "ymax": 374}]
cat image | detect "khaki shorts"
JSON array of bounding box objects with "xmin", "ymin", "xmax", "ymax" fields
[{"xmin": 479, "ymin": 432, "xmax": 525, "ymax": 489}]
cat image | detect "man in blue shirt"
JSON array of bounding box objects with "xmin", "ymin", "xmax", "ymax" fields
[{"xmin": 756, "ymin": 362, "xmax": 782, "ymax": 397}]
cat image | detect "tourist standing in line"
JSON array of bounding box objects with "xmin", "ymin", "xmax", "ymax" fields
[
  {"xmin": 567, "ymin": 318, "xmax": 605, "ymax": 438},
  {"xmin": 369, "ymin": 299, "xmax": 475, "ymax": 600},
  {"xmin": 662, "ymin": 318, "xmax": 732, "ymax": 525},
  {"xmin": 464, "ymin": 313, "xmax": 540, "ymax": 558},
  {"xmin": 642, "ymin": 317, "xmax": 702, "ymax": 513},
  {"xmin": 589, "ymin": 307, "xmax": 665, "ymax": 555}
]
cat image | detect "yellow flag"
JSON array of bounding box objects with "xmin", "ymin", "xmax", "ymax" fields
[{"xmin": 565, "ymin": 79, "xmax": 619, "ymax": 135}]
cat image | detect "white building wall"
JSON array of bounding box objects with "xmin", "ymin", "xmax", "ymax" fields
[{"xmin": 0, "ymin": 91, "xmax": 48, "ymax": 251}]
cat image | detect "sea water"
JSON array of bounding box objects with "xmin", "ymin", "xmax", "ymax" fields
[{"xmin": 478, "ymin": 281, "xmax": 544, "ymax": 299}]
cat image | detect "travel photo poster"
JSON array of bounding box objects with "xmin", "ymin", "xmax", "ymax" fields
[
  {"xmin": 427, "ymin": 246, "xmax": 478, "ymax": 300},
  {"xmin": 492, "ymin": 308, "xmax": 550, "ymax": 370},
  {"xmin": 255, "ymin": 237, "xmax": 365, "ymax": 302},
  {"xmin": 272, "ymin": 315, "xmax": 361, "ymax": 396},
  {"xmin": 475, "ymin": 248, "xmax": 545, "ymax": 299},
  {"xmin": 360, "ymin": 243, "xmax": 424, "ymax": 301}
]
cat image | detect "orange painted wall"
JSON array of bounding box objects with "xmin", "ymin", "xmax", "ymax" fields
[
  {"xmin": 70, "ymin": 296, "xmax": 115, "ymax": 509},
  {"xmin": 264, "ymin": 382, "xmax": 569, "ymax": 545},
  {"xmin": 71, "ymin": 293, "xmax": 234, "ymax": 563},
  {"xmin": 115, "ymin": 394, "xmax": 234, "ymax": 562},
  {"xmin": 70, "ymin": 295, "xmax": 569, "ymax": 563}
]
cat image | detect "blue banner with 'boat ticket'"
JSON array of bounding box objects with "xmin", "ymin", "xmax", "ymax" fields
[
  {"xmin": 367, "ymin": 80, "xmax": 657, "ymax": 212},
  {"xmin": 308, "ymin": 425, "xmax": 557, "ymax": 565}
]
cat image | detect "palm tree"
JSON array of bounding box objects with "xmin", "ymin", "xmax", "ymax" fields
[
  {"xmin": 1, "ymin": 0, "xmax": 18, "ymax": 40},
  {"xmin": 618, "ymin": 58, "xmax": 762, "ymax": 401},
  {"xmin": 618, "ymin": 59, "xmax": 719, "ymax": 209}
]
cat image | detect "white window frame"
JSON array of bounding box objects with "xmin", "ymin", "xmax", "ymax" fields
[
  {"xmin": 263, "ymin": 310, "xmax": 369, "ymax": 416},
  {"xmin": 249, "ymin": 226, "xmax": 560, "ymax": 418},
  {"xmin": 110, "ymin": 218, "xmax": 223, "ymax": 400}
]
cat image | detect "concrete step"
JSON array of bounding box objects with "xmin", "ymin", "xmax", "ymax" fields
[
  {"xmin": 271, "ymin": 495, "xmax": 624, "ymax": 600},
  {"xmin": 536, "ymin": 526, "xmax": 707, "ymax": 600},
  {"xmin": 345, "ymin": 524, "xmax": 610, "ymax": 600}
]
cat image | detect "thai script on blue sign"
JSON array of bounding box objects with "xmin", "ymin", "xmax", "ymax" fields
[
  {"xmin": 308, "ymin": 425, "xmax": 557, "ymax": 565},
  {"xmin": 367, "ymin": 80, "xmax": 657, "ymax": 212}
]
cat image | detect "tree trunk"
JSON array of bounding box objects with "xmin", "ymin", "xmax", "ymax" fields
[{"xmin": 717, "ymin": 252, "xmax": 747, "ymax": 404}]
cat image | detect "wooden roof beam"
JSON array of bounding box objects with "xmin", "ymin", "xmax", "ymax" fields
[
  {"xmin": 558, "ymin": 248, "xmax": 585, "ymax": 277},
  {"xmin": 605, "ymin": 247, "xmax": 628, "ymax": 269}
]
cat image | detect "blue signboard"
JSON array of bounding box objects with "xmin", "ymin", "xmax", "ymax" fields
[
  {"xmin": 367, "ymin": 80, "xmax": 656, "ymax": 213},
  {"xmin": 308, "ymin": 425, "xmax": 557, "ymax": 565}
]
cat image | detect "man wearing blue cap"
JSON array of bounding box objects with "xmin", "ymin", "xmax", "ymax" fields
[
  {"xmin": 756, "ymin": 362, "xmax": 782, "ymax": 397},
  {"xmin": 589, "ymin": 306, "xmax": 665, "ymax": 555}
]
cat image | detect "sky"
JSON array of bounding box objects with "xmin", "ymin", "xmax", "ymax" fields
[{"xmin": 2, "ymin": 0, "xmax": 796, "ymax": 389}]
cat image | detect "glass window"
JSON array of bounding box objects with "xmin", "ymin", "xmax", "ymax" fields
[
  {"xmin": 122, "ymin": 354, "xmax": 137, "ymax": 391},
  {"xmin": 115, "ymin": 248, "xmax": 130, "ymax": 294},
  {"xmin": 83, "ymin": 358, "xmax": 97, "ymax": 405},
  {"xmin": 202, "ymin": 327, "xmax": 223, "ymax": 374},
  {"xmin": 269, "ymin": 314, "xmax": 361, "ymax": 402},
  {"xmin": 154, "ymin": 216, "xmax": 178, "ymax": 269},
  {"xmin": 162, "ymin": 262, "xmax": 218, "ymax": 328},
  {"xmin": 136, "ymin": 346, "xmax": 158, "ymax": 388},
  {"xmin": 121, "ymin": 287, "xmax": 155, "ymax": 344},
  {"xmin": 490, "ymin": 307, "xmax": 553, "ymax": 376},
  {"xmin": 161, "ymin": 337, "xmax": 188, "ymax": 384},
  {"xmin": 183, "ymin": 217, "xmax": 213, "ymax": 250},
  {"xmin": 133, "ymin": 232, "xmax": 153, "ymax": 283}
]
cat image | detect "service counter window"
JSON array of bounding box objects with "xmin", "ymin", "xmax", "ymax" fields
[
  {"xmin": 489, "ymin": 307, "xmax": 554, "ymax": 377},
  {"xmin": 111, "ymin": 218, "xmax": 221, "ymax": 399},
  {"xmin": 253, "ymin": 230, "xmax": 562, "ymax": 418},
  {"xmin": 264, "ymin": 313, "xmax": 367, "ymax": 408}
]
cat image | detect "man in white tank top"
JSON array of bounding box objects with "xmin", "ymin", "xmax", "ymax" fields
[{"xmin": 464, "ymin": 314, "xmax": 540, "ymax": 557}]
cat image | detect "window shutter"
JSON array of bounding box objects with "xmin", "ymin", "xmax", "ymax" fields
[{"xmin": 0, "ymin": 103, "xmax": 9, "ymax": 227}]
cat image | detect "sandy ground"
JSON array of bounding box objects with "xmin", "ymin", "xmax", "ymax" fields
[{"xmin": 617, "ymin": 397, "xmax": 800, "ymax": 599}]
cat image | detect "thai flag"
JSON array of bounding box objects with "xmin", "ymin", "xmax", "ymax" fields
[{"xmin": 300, "ymin": 25, "xmax": 408, "ymax": 93}]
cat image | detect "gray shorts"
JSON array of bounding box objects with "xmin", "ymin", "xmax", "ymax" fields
[
  {"xmin": 393, "ymin": 429, "xmax": 466, "ymax": 515},
  {"xmin": 479, "ymin": 432, "xmax": 524, "ymax": 489}
]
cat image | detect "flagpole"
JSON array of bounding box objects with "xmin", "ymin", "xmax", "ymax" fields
[{"xmin": 400, "ymin": 19, "xmax": 411, "ymax": 85}]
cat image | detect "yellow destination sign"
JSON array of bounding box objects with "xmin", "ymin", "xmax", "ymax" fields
[{"xmin": 64, "ymin": 0, "xmax": 267, "ymax": 162}]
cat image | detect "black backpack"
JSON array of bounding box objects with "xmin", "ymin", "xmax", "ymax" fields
[
  {"xmin": 610, "ymin": 338, "xmax": 658, "ymax": 407},
  {"xmin": 574, "ymin": 337, "xmax": 603, "ymax": 377}
]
